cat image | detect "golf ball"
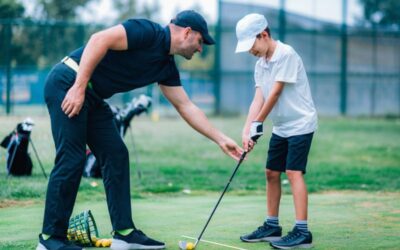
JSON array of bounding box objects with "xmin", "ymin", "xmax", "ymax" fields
[{"xmin": 186, "ymin": 242, "xmax": 194, "ymax": 250}]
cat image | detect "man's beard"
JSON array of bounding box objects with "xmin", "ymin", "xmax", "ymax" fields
[
  {"xmin": 181, "ymin": 47, "xmax": 196, "ymax": 60},
  {"xmin": 183, "ymin": 54, "xmax": 193, "ymax": 60}
]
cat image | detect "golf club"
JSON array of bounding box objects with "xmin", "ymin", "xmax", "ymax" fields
[{"xmin": 178, "ymin": 151, "xmax": 247, "ymax": 250}]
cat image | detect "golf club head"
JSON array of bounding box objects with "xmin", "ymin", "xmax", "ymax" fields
[
  {"xmin": 22, "ymin": 117, "xmax": 35, "ymax": 132},
  {"xmin": 134, "ymin": 94, "xmax": 152, "ymax": 109},
  {"xmin": 178, "ymin": 240, "xmax": 196, "ymax": 250}
]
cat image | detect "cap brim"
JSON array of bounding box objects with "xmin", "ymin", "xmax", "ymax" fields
[
  {"xmin": 203, "ymin": 32, "xmax": 215, "ymax": 45},
  {"xmin": 235, "ymin": 37, "xmax": 256, "ymax": 53}
]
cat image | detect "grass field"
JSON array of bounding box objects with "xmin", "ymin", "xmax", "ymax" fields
[
  {"xmin": 0, "ymin": 192, "xmax": 399, "ymax": 249},
  {"xmin": 0, "ymin": 115, "xmax": 399, "ymax": 199},
  {"xmin": 0, "ymin": 115, "xmax": 399, "ymax": 249}
]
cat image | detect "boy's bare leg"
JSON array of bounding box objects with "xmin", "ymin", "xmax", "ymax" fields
[
  {"xmin": 239, "ymin": 169, "xmax": 283, "ymax": 243},
  {"xmin": 266, "ymin": 169, "xmax": 282, "ymax": 216},
  {"xmin": 286, "ymin": 170, "xmax": 308, "ymax": 220}
]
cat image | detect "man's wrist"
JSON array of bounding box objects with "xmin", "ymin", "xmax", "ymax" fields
[{"xmin": 214, "ymin": 132, "xmax": 228, "ymax": 146}]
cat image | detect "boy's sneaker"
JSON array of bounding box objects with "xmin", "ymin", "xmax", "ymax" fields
[
  {"xmin": 240, "ymin": 222, "xmax": 282, "ymax": 242},
  {"xmin": 111, "ymin": 229, "xmax": 165, "ymax": 249},
  {"xmin": 36, "ymin": 234, "xmax": 82, "ymax": 250},
  {"xmin": 270, "ymin": 226, "xmax": 313, "ymax": 249}
]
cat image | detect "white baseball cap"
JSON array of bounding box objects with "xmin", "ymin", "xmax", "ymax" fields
[{"xmin": 235, "ymin": 13, "xmax": 268, "ymax": 53}]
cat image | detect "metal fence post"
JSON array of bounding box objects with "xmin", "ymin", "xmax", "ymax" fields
[
  {"xmin": 340, "ymin": 0, "xmax": 348, "ymax": 115},
  {"xmin": 214, "ymin": 0, "xmax": 222, "ymax": 115},
  {"xmin": 5, "ymin": 21, "xmax": 12, "ymax": 115},
  {"xmin": 279, "ymin": 0, "xmax": 286, "ymax": 42},
  {"xmin": 371, "ymin": 23, "xmax": 377, "ymax": 115}
]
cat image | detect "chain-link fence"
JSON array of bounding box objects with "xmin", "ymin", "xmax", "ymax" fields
[
  {"xmin": 0, "ymin": 19, "xmax": 102, "ymax": 114},
  {"xmin": 217, "ymin": 0, "xmax": 400, "ymax": 116},
  {"xmin": 1, "ymin": 0, "xmax": 400, "ymax": 116},
  {"xmin": 0, "ymin": 18, "xmax": 216, "ymax": 116}
]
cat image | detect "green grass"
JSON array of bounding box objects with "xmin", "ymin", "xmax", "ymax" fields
[
  {"xmin": 0, "ymin": 192, "xmax": 399, "ymax": 249},
  {"xmin": 0, "ymin": 115, "xmax": 399, "ymax": 249},
  {"xmin": 0, "ymin": 116, "xmax": 399, "ymax": 201}
]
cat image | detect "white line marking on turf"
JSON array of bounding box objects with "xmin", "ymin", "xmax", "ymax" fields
[{"xmin": 181, "ymin": 235, "xmax": 249, "ymax": 250}]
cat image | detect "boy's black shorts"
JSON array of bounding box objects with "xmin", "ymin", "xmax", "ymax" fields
[{"xmin": 266, "ymin": 132, "xmax": 314, "ymax": 174}]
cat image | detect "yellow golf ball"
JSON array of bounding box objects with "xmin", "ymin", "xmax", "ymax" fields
[
  {"xmin": 91, "ymin": 236, "xmax": 98, "ymax": 244},
  {"xmin": 101, "ymin": 239, "xmax": 112, "ymax": 247},
  {"xmin": 95, "ymin": 239, "xmax": 103, "ymax": 247},
  {"xmin": 186, "ymin": 242, "xmax": 195, "ymax": 250}
]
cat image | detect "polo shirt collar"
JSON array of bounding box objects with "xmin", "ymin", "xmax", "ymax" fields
[
  {"xmin": 262, "ymin": 40, "xmax": 282, "ymax": 65},
  {"xmin": 164, "ymin": 26, "xmax": 171, "ymax": 54}
]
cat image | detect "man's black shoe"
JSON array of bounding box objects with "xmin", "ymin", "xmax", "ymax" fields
[
  {"xmin": 240, "ymin": 222, "xmax": 282, "ymax": 242},
  {"xmin": 36, "ymin": 234, "xmax": 83, "ymax": 250},
  {"xmin": 111, "ymin": 229, "xmax": 165, "ymax": 249},
  {"xmin": 270, "ymin": 226, "xmax": 313, "ymax": 249}
]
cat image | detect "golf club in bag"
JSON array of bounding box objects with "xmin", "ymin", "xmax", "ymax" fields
[
  {"xmin": 179, "ymin": 151, "xmax": 247, "ymax": 250},
  {"xmin": 83, "ymin": 94, "xmax": 152, "ymax": 179},
  {"xmin": 0, "ymin": 118, "xmax": 47, "ymax": 178}
]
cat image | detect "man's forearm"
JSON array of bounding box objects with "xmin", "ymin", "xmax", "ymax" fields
[{"xmin": 177, "ymin": 102, "xmax": 226, "ymax": 145}]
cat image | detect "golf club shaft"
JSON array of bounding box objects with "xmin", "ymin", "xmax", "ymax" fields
[
  {"xmin": 29, "ymin": 138, "xmax": 47, "ymax": 179},
  {"xmin": 195, "ymin": 152, "xmax": 247, "ymax": 246},
  {"xmin": 6, "ymin": 140, "xmax": 19, "ymax": 177},
  {"xmin": 128, "ymin": 126, "xmax": 142, "ymax": 180}
]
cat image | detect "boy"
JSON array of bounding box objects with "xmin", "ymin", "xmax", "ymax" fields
[{"xmin": 235, "ymin": 13, "xmax": 317, "ymax": 249}]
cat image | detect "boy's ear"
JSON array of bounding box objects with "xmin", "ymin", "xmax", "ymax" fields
[{"xmin": 262, "ymin": 31, "xmax": 269, "ymax": 39}]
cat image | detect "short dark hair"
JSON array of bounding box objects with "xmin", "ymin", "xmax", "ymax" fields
[{"xmin": 256, "ymin": 27, "xmax": 271, "ymax": 38}]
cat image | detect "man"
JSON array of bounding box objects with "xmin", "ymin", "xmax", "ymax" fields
[
  {"xmin": 37, "ymin": 10, "xmax": 243, "ymax": 250},
  {"xmin": 235, "ymin": 14, "xmax": 317, "ymax": 249}
]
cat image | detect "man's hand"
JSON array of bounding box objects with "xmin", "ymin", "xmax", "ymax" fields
[
  {"xmin": 61, "ymin": 85, "xmax": 86, "ymax": 118},
  {"xmin": 218, "ymin": 137, "xmax": 244, "ymax": 161},
  {"xmin": 250, "ymin": 121, "xmax": 263, "ymax": 142}
]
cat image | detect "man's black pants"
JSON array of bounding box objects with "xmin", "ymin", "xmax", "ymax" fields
[{"xmin": 42, "ymin": 63, "xmax": 134, "ymax": 237}]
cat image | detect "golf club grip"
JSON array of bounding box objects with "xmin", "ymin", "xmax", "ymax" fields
[{"xmin": 196, "ymin": 152, "xmax": 247, "ymax": 245}]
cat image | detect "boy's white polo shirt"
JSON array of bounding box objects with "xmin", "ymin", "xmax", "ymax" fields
[{"xmin": 254, "ymin": 41, "xmax": 318, "ymax": 137}]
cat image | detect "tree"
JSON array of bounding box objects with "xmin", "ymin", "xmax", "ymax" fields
[
  {"xmin": 359, "ymin": 0, "xmax": 400, "ymax": 28},
  {"xmin": 32, "ymin": 0, "xmax": 96, "ymax": 21},
  {"xmin": 0, "ymin": 0, "xmax": 25, "ymax": 66},
  {"xmin": 0, "ymin": 0, "xmax": 25, "ymax": 19},
  {"xmin": 112, "ymin": 0, "xmax": 160, "ymax": 22},
  {"xmin": 112, "ymin": 0, "xmax": 137, "ymax": 21},
  {"xmin": 1, "ymin": 0, "xmax": 101, "ymax": 67}
]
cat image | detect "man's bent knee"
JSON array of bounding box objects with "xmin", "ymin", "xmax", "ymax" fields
[{"xmin": 101, "ymin": 144, "xmax": 129, "ymax": 175}]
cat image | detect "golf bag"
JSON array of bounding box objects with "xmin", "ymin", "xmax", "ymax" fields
[
  {"xmin": 1, "ymin": 118, "xmax": 34, "ymax": 176},
  {"xmin": 83, "ymin": 94, "xmax": 152, "ymax": 178}
]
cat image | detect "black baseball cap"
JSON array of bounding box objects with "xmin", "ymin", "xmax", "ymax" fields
[{"xmin": 170, "ymin": 10, "xmax": 215, "ymax": 45}]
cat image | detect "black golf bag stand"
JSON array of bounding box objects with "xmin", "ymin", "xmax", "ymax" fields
[
  {"xmin": 0, "ymin": 118, "xmax": 47, "ymax": 178},
  {"xmin": 83, "ymin": 94, "xmax": 152, "ymax": 179}
]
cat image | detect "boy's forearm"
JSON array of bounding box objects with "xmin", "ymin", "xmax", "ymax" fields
[
  {"xmin": 254, "ymin": 95, "xmax": 279, "ymax": 122},
  {"xmin": 243, "ymin": 93, "xmax": 264, "ymax": 136},
  {"xmin": 243, "ymin": 106, "xmax": 259, "ymax": 136},
  {"xmin": 254, "ymin": 82, "xmax": 284, "ymax": 122}
]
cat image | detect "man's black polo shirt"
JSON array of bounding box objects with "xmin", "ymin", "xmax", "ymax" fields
[{"xmin": 69, "ymin": 19, "xmax": 181, "ymax": 99}]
